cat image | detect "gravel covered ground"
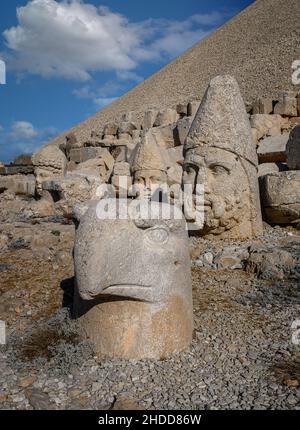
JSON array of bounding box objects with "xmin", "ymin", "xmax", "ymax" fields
[{"xmin": 0, "ymin": 220, "xmax": 299, "ymax": 410}]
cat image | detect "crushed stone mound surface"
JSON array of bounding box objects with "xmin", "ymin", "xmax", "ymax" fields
[{"xmin": 50, "ymin": 0, "xmax": 300, "ymax": 148}]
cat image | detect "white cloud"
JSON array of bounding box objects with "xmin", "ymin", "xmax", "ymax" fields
[
  {"xmin": 3, "ymin": 0, "xmax": 229, "ymax": 81},
  {"xmin": 4, "ymin": 0, "xmax": 141, "ymax": 80},
  {"xmin": 10, "ymin": 121, "xmax": 38, "ymax": 140},
  {"xmin": 0, "ymin": 121, "xmax": 59, "ymax": 162}
]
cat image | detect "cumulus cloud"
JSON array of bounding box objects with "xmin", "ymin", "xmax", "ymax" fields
[
  {"xmin": 0, "ymin": 121, "xmax": 58, "ymax": 163},
  {"xmin": 3, "ymin": 0, "xmax": 229, "ymax": 81},
  {"xmin": 10, "ymin": 121, "xmax": 38, "ymax": 140},
  {"xmin": 4, "ymin": 0, "xmax": 141, "ymax": 80}
]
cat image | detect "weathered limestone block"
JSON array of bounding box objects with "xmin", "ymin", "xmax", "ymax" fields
[
  {"xmin": 215, "ymin": 246, "xmax": 249, "ymax": 270},
  {"xmin": 286, "ymin": 124, "xmax": 300, "ymax": 170},
  {"xmin": 154, "ymin": 109, "xmax": 178, "ymax": 127},
  {"xmin": 151, "ymin": 124, "xmax": 179, "ymax": 149},
  {"xmin": 73, "ymin": 200, "xmax": 193, "ymax": 359},
  {"xmin": 252, "ymin": 98, "xmax": 273, "ymax": 115},
  {"xmin": 69, "ymin": 147, "xmax": 114, "ymax": 170},
  {"xmin": 110, "ymin": 142, "xmax": 129, "ymax": 163},
  {"xmin": 75, "ymin": 153, "xmax": 114, "ymax": 182},
  {"xmin": 103, "ymin": 122, "xmax": 118, "ymax": 136},
  {"xmin": 84, "ymin": 130, "xmax": 105, "ymax": 147},
  {"xmin": 176, "ymin": 117, "xmax": 193, "ymax": 146},
  {"xmin": 6, "ymin": 154, "xmax": 35, "ymax": 175},
  {"xmin": 257, "ymin": 133, "xmax": 289, "ymax": 163},
  {"xmin": 2, "ymin": 165, "xmax": 35, "ymax": 175},
  {"xmin": 274, "ymin": 91, "xmax": 298, "ymax": 117},
  {"xmin": 0, "ymin": 174, "xmax": 35, "ymax": 196},
  {"xmin": 42, "ymin": 172, "xmax": 103, "ymax": 217},
  {"xmin": 13, "ymin": 154, "xmax": 33, "ymax": 166},
  {"xmin": 183, "ymin": 75, "xmax": 263, "ymax": 239},
  {"xmin": 118, "ymin": 122, "xmax": 137, "ymax": 137},
  {"xmin": 247, "ymin": 244, "xmax": 295, "ymax": 281},
  {"xmin": 143, "ymin": 109, "xmax": 159, "ymax": 130},
  {"xmin": 166, "ymin": 146, "xmax": 184, "ymax": 167},
  {"xmin": 176, "ymin": 103, "xmax": 188, "ymax": 116},
  {"xmin": 113, "ymin": 162, "xmax": 131, "ymax": 176},
  {"xmin": 187, "ymin": 101, "xmax": 201, "ymax": 118},
  {"xmin": 258, "ymin": 162, "xmax": 288, "ymax": 177},
  {"xmin": 250, "ymin": 114, "xmax": 285, "ymax": 141},
  {"xmin": 65, "ymin": 133, "xmax": 82, "ymax": 159},
  {"xmin": 111, "ymin": 162, "xmax": 132, "ymax": 196},
  {"xmin": 260, "ymin": 171, "xmax": 300, "ymax": 224},
  {"xmin": 32, "ymin": 145, "xmax": 67, "ymax": 195}
]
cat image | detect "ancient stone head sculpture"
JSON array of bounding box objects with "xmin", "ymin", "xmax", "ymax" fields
[
  {"xmin": 73, "ymin": 200, "xmax": 193, "ymax": 359},
  {"xmin": 131, "ymin": 132, "xmax": 168, "ymax": 200},
  {"xmin": 183, "ymin": 75, "xmax": 263, "ymax": 239},
  {"xmin": 74, "ymin": 200, "xmax": 191, "ymax": 303},
  {"xmin": 32, "ymin": 144, "xmax": 67, "ymax": 195}
]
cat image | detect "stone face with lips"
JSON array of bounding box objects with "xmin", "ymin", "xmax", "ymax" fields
[
  {"xmin": 183, "ymin": 75, "xmax": 263, "ymax": 239},
  {"xmin": 73, "ymin": 200, "xmax": 193, "ymax": 359}
]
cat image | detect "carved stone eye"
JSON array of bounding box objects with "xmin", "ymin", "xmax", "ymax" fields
[
  {"xmin": 210, "ymin": 165, "xmax": 229, "ymax": 175},
  {"xmin": 144, "ymin": 226, "xmax": 169, "ymax": 245}
]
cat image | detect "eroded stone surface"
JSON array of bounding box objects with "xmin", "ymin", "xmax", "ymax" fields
[
  {"xmin": 73, "ymin": 201, "xmax": 193, "ymax": 359},
  {"xmin": 286, "ymin": 124, "xmax": 300, "ymax": 170},
  {"xmin": 183, "ymin": 75, "xmax": 263, "ymax": 239},
  {"xmin": 260, "ymin": 171, "xmax": 300, "ymax": 224}
]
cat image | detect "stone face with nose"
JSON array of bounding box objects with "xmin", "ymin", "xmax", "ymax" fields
[
  {"xmin": 73, "ymin": 200, "xmax": 193, "ymax": 359},
  {"xmin": 131, "ymin": 131, "xmax": 168, "ymax": 201},
  {"xmin": 182, "ymin": 75, "xmax": 263, "ymax": 239}
]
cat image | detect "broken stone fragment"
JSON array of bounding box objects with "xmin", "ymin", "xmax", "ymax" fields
[
  {"xmin": 252, "ymin": 98, "xmax": 274, "ymax": 115},
  {"xmin": 176, "ymin": 103, "xmax": 188, "ymax": 116},
  {"xmin": 42, "ymin": 172, "xmax": 103, "ymax": 217},
  {"xmin": 103, "ymin": 122, "xmax": 118, "ymax": 136},
  {"xmin": 151, "ymin": 124, "xmax": 179, "ymax": 149},
  {"xmin": 117, "ymin": 121, "xmax": 137, "ymax": 137},
  {"xmin": 286, "ymin": 124, "xmax": 300, "ymax": 170},
  {"xmin": 187, "ymin": 100, "xmax": 201, "ymax": 118},
  {"xmin": 250, "ymin": 114, "xmax": 285, "ymax": 141},
  {"xmin": 257, "ymin": 133, "xmax": 289, "ymax": 163},
  {"xmin": 143, "ymin": 109, "xmax": 159, "ymax": 130},
  {"xmin": 260, "ymin": 171, "xmax": 300, "ymax": 224},
  {"xmin": 154, "ymin": 109, "xmax": 178, "ymax": 127},
  {"xmin": 274, "ymin": 91, "xmax": 298, "ymax": 117},
  {"xmin": 0, "ymin": 174, "xmax": 36, "ymax": 196},
  {"xmin": 258, "ymin": 162, "xmax": 288, "ymax": 177},
  {"xmin": 176, "ymin": 117, "xmax": 193, "ymax": 146}
]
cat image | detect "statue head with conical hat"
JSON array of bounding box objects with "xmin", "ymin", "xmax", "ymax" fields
[
  {"xmin": 131, "ymin": 131, "xmax": 168, "ymax": 201},
  {"xmin": 183, "ymin": 75, "xmax": 263, "ymax": 239}
]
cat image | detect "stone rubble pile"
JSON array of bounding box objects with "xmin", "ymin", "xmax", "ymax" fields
[{"xmin": 1, "ymin": 82, "xmax": 300, "ymax": 234}]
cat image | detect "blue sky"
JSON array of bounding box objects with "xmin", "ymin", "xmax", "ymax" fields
[{"xmin": 0, "ymin": 0, "xmax": 254, "ymax": 163}]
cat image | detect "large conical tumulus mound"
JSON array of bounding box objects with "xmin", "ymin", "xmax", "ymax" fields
[{"xmin": 50, "ymin": 0, "xmax": 300, "ymax": 148}]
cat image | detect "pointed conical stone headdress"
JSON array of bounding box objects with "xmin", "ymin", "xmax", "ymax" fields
[
  {"xmin": 185, "ymin": 75, "xmax": 258, "ymax": 168},
  {"xmin": 132, "ymin": 132, "xmax": 167, "ymax": 173}
]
